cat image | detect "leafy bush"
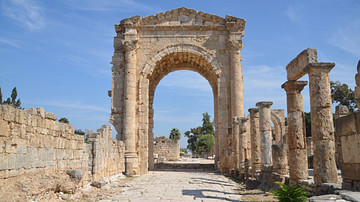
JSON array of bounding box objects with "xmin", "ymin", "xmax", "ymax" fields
[
  {"xmin": 75, "ymin": 129, "xmax": 85, "ymax": 135},
  {"xmin": 271, "ymin": 182, "xmax": 308, "ymax": 202},
  {"xmin": 58, "ymin": 117, "xmax": 69, "ymax": 123}
]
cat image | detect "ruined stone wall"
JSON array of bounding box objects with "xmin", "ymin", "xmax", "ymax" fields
[
  {"xmin": 0, "ymin": 105, "xmax": 125, "ymax": 184},
  {"xmin": 86, "ymin": 125, "xmax": 125, "ymax": 181},
  {"xmin": 153, "ymin": 136, "xmax": 179, "ymax": 162},
  {"xmin": 335, "ymin": 112, "xmax": 360, "ymax": 191}
]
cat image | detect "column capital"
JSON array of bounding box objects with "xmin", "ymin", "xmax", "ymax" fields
[
  {"xmin": 248, "ymin": 108, "xmax": 259, "ymax": 114},
  {"xmin": 237, "ymin": 117, "xmax": 248, "ymax": 123},
  {"xmin": 256, "ymin": 101, "xmax": 273, "ymax": 108},
  {"xmin": 281, "ymin": 80, "xmax": 308, "ymax": 92},
  {"xmin": 238, "ymin": 117, "xmax": 248, "ymax": 133},
  {"xmin": 122, "ymin": 40, "xmax": 139, "ymax": 52},
  {"xmin": 304, "ymin": 62, "xmax": 335, "ymax": 74},
  {"xmin": 228, "ymin": 39, "xmax": 242, "ymax": 50}
]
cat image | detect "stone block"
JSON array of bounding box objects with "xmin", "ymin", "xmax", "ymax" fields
[
  {"xmin": 340, "ymin": 191, "xmax": 360, "ymax": 201},
  {"xmin": 286, "ymin": 49, "xmax": 317, "ymax": 80},
  {"xmin": 0, "ymin": 119, "xmax": 9, "ymax": 137},
  {"xmin": 341, "ymin": 163, "xmax": 360, "ymax": 180},
  {"xmin": 0, "ymin": 154, "xmax": 7, "ymax": 170},
  {"xmin": 341, "ymin": 134, "xmax": 360, "ymax": 164},
  {"xmin": 335, "ymin": 113, "xmax": 358, "ymax": 137},
  {"xmin": 45, "ymin": 112, "xmax": 57, "ymax": 121}
]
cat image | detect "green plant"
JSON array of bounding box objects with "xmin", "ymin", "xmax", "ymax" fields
[
  {"xmin": 58, "ymin": 117, "xmax": 69, "ymax": 123},
  {"xmin": 75, "ymin": 129, "xmax": 85, "ymax": 135},
  {"xmin": 271, "ymin": 181, "xmax": 308, "ymax": 202}
]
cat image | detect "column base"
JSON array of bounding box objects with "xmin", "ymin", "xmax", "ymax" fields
[{"xmin": 125, "ymin": 152, "xmax": 139, "ymax": 176}]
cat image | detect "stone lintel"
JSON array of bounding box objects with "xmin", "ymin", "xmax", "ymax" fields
[
  {"xmin": 303, "ymin": 62, "xmax": 335, "ymax": 74},
  {"xmin": 281, "ymin": 80, "xmax": 308, "ymax": 92},
  {"xmin": 248, "ymin": 108, "xmax": 259, "ymax": 113},
  {"xmin": 286, "ymin": 48, "xmax": 317, "ymax": 80},
  {"xmin": 256, "ymin": 101, "xmax": 273, "ymax": 108}
]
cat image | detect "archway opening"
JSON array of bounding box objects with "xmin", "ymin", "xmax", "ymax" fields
[{"xmin": 144, "ymin": 51, "xmax": 220, "ymax": 170}]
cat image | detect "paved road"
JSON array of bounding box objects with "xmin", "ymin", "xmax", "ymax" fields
[{"xmin": 106, "ymin": 170, "xmax": 244, "ymax": 202}]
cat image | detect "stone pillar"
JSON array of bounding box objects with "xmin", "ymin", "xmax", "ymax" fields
[
  {"xmin": 229, "ymin": 39, "xmax": 244, "ymax": 117},
  {"xmin": 306, "ymin": 63, "xmax": 338, "ymax": 186},
  {"xmin": 272, "ymin": 144, "xmax": 288, "ymax": 175},
  {"xmin": 123, "ymin": 40, "xmax": 139, "ymax": 176},
  {"xmin": 238, "ymin": 117, "xmax": 248, "ymax": 172},
  {"xmin": 248, "ymin": 108, "xmax": 261, "ymax": 177},
  {"xmin": 232, "ymin": 117, "xmax": 240, "ymax": 175},
  {"xmin": 256, "ymin": 101, "xmax": 273, "ymax": 169},
  {"xmin": 282, "ymin": 80, "xmax": 308, "ymax": 181}
]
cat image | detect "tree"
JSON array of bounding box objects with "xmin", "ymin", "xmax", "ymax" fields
[
  {"xmin": 169, "ymin": 128, "xmax": 181, "ymax": 141},
  {"xmin": 1, "ymin": 87, "xmax": 21, "ymax": 108},
  {"xmin": 58, "ymin": 117, "xmax": 69, "ymax": 123},
  {"xmin": 185, "ymin": 112, "xmax": 215, "ymax": 156},
  {"xmin": 195, "ymin": 134, "xmax": 214, "ymax": 155},
  {"xmin": 75, "ymin": 129, "xmax": 85, "ymax": 135},
  {"xmin": 304, "ymin": 112, "xmax": 311, "ymax": 137},
  {"xmin": 330, "ymin": 81, "xmax": 356, "ymax": 112}
]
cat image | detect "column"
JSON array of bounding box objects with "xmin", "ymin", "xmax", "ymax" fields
[
  {"xmin": 123, "ymin": 40, "xmax": 139, "ymax": 176},
  {"xmin": 229, "ymin": 39, "xmax": 244, "ymax": 117},
  {"xmin": 238, "ymin": 117, "xmax": 248, "ymax": 172},
  {"xmin": 256, "ymin": 101, "xmax": 273, "ymax": 169},
  {"xmin": 282, "ymin": 80, "xmax": 308, "ymax": 180},
  {"xmin": 306, "ymin": 63, "xmax": 338, "ymax": 186},
  {"xmin": 232, "ymin": 117, "xmax": 240, "ymax": 175},
  {"xmin": 248, "ymin": 108, "xmax": 261, "ymax": 177}
]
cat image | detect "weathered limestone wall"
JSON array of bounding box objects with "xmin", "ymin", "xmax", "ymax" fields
[
  {"xmin": 0, "ymin": 105, "xmax": 125, "ymax": 184},
  {"xmin": 335, "ymin": 111, "xmax": 360, "ymax": 191},
  {"xmin": 153, "ymin": 136, "xmax": 179, "ymax": 162},
  {"xmin": 86, "ymin": 126, "xmax": 125, "ymax": 181}
]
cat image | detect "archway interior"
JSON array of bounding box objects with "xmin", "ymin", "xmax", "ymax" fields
[{"xmin": 147, "ymin": 52, "xmax": 219, "ymax": 169}]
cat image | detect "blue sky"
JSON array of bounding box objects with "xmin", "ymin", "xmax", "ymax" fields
[{"xmin": 0, "ymin": 0, "xmax": 359, "ymax": 148}]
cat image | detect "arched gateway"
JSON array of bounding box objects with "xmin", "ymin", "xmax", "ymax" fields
[{"xmin": 109, "ymin": 7, "xmax": 246, "ymax": 175}]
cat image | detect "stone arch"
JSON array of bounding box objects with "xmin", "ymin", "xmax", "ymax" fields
[
  {"xmin": 139, "ymin": 45, "xmax": 223, "ymax": 171},
  {"xmin": 271, "ymin": 109, "xmax": 285, "ymax": 145},
  {"xmin": 110, "ymin": 7, "xmax": 246, "ymax": 175}
]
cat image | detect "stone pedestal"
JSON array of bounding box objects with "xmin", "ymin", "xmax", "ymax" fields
[
  {"xmin": 256, "ymin": 101, "xmax": 273, "ymax": 170},
  {"xmin": 282, "ymin": 80, "xmax": 308, "ymax": 181},
  {"xmin": 272, "ymin": 144, "xmax": 288, "ymax": 175},
  {"xmin": 248, "ymin": 108, "xmax": 261, "ymax": 177},
  {"xmin": 305, "ymin": 63, "xmax": 338, "ymax": 186}
]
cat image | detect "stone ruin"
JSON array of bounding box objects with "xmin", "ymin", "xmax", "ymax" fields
[
  {"xmin": 153, "ymin": 136, "xmax": 180, "ymax": 163},
  {"xmin": 1, "ymin": 7, "xmax": 359, "ymax": 199}
]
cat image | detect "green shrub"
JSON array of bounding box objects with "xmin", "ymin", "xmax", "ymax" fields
[
  {"xmin": 271, "ymin": 181, "xmax": 308, "ymax": 202},
  {"xmin": 58, "ymin": 117, "xmax": 69, "ymax": 124}
]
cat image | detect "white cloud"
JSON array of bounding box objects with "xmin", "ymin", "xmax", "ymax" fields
[
  {"xmin": 285, "ymin": 6, "xmax": 302, "ymax": 23},
  {"xmin": 329, "ymin": 19, "xmax": 360, "ymax": 57},
  {"xmin": 0, "ymin": 38, "xmax": 21, "ymax": 48},
  {"xmin": 25, "ymin": 100, "xmax": 109, "ymax": 113},
  {"xmin": 2, "ymin": 0, "xmax": 45, "ymax": 31},
  {"xmin": 61, "ymin": 0, "xmax": 157, "ymax": 12}
]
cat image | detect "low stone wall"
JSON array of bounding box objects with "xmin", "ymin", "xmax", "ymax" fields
[
  {"xmin": 153, "ymin": 136, "xmax": 179, "ymax": 162},
  {"xmin": 0, "ymin": 105, "xmax": 125, "ymax": 185},
  {"xmin": 335, "ymin": 111, "xmax": 360, "ymax": 191}
]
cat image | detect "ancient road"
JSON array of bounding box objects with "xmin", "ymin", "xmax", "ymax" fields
[
  {"xmin": 108, "ymin": 170, "xmax": 241, "ymax": 201},
  {"xmin": 84, "ymin": 170, "xmax": 274, "ymax": 202}
]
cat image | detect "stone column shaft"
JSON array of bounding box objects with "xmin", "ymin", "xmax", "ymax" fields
[
  {"xmin": 248, "ymin": 108, "xmax": 261, "ymax": 177},
  {"xmin": 256, "ymin": 101, "xmax": 273, "ymax": 169},
  {"xmin": 123, "ymin": 40, "xmax": 139, "ymax": 175},
  {"xmin": 306, "ymin": 63, "xmax": 338, "ymax": 186},
  {"xmin": 282, "ymin": 80, "xmax": 308, "ymax": 180},
  {"xmin": 232, "ymin": 117, "xmax": 240, "ymax": 174},
  {"xmin": 238, "ymin": 117, "xmax": 248, "ymax": 171},
  {"xmin": 229, "ymin": 40, "xmax": 244, "ymax": 117}
]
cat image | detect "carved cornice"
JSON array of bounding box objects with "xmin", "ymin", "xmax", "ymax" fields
[{"xmin": 116, "ymin": 7, "xmax": 246, "ymax": 34}]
